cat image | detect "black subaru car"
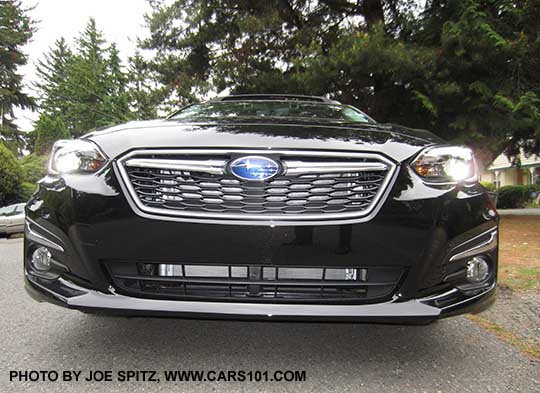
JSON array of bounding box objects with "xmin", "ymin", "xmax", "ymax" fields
[{"xmin": 24, "ymin": 95, "xmax": 498, "ymax": 323}]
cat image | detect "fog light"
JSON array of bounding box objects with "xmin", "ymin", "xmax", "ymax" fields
[
  {"xmin": 31, "ymin": 247, "xmax": 52, "ymax": 272},
  {"xmin": 466, "ymin": 256, "xmax": 490, "ymax": 283},
  {"xmin": 141, "ymin": 263, "xmax": 155, "ymax": 275}
]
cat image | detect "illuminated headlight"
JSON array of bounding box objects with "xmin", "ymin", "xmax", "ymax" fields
[
  {"xmin": 411, "ymin": 146, "xmax": 477, "ymax": 183},
  {"xmin": 48, "ymin": 140, "xmax": 107, "ymax": 175}
]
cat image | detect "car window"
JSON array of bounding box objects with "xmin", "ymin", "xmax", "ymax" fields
[
  {"xmin": 171, "ymin": 101, "xmax": 373, "ymax": 123},
  {"xmin": 5, "ymin": 205, "xmax": 24, "ymax": 216},
  {"xmin": 3, "ymin": 206, "xmax": 16, "ymax": 216}
]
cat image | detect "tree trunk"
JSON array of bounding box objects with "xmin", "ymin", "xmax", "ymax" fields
[{"xmin": 362, "ymin": 0, "xmax": 384, "ymax": 29}]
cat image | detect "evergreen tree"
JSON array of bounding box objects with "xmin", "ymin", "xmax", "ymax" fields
[
  {"xmin": 34, "ymin": 18, "xmax": 134, "ymax": 137},
  {"xmin": 413, "ymin": 0, "xmax": 540, "ymax": 161},
  {"xmin": 141, "ymin": 0, "xmax": 416, "ymax": 102},
  {"xmin": 141, "ymin": 0, "xmax": 540, "ymax": 160},
  {"xmin": 59, "ymin": 17, "xmax": 128, "ymax": 135},
  {"xmin": 0, "ymin": 0, "xmax": 35, "ymax": 152},
  {"xmin": 33, "ymin": 114, "xmax": 70, "ymax": 155},
  {"xmin": 127, "ymin": 51, "xmax": 162, "ymax": 120},
  {"xmin": 104, "ymin": 43, "xmax": 131, "ymax": 122},
  {"xmin": 34, "ymin": 37, "xmax": 74, "ymax": 131}
]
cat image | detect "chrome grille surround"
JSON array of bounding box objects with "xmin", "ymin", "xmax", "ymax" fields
[{"xmin": 115, "ymin": 149, "xmax": 398, "ymax": 226}]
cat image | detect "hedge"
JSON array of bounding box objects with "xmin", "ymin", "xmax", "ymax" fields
[
  {"xmin": 480, "ymin": 181, "xmax": 497, "ymax": 192},
  {"xmin": 0, "ymin": 143, "xmax": 23, "ymax": 206},
  {"xmin": 497, "ymin": 184, "xmax": 540, "ymax": 209}
]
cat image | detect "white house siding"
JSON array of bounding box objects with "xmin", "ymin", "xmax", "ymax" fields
[{"xmin": 481, "ymin": 150, "xmax": 540, "ymax": 187}]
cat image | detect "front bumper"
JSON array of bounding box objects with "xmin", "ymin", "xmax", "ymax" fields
[
  {"xmin": 24, "ymin": 160, "xmax": 499, "ymax": 322},
  {"xmin": 25, "ymin": 273, "xmax": 495, "ymax": 322}
]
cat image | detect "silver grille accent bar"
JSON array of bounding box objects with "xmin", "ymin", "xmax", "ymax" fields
[
  {"xmin": 124, "ymin": 158, "xmax": 227, "ymax": 175},
  {"xmin": 284, "ymin": 160, "xmax": 388, "ymax": 175},
  {"xmin": 124, "ymin": 157, "xmax": 388, "ymax": 176}
]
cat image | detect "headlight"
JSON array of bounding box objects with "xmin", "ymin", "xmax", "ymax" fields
[
  {"xmin": 48, "ymin": 139, "xmax": 107, "ymax": 175},
  {"xmin": 411, "ymin": 146, "xmax": 477, "ymax": 183}
]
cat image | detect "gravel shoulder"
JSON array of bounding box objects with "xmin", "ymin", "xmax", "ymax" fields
[{"xmin": 473, "ymin": 285, "xmax": 540, "ymax": 357}]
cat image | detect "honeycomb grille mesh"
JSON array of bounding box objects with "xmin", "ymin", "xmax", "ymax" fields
[{"xmin": 125, "ymin": 166, "xmax": 387, "ymax": 215}]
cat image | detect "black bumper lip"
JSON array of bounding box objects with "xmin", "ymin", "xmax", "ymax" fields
[{"xmin": 25, "ymin": 272, "xmax": 496, "ymax": 323}]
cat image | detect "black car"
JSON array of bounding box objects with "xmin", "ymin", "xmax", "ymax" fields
[{"xmin": 24, "ymin": 95, "xmax": 498, "ymax": 323}]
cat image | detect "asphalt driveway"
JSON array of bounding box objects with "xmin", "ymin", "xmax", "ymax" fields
[{"xmin": 1, "ymin": 238, "xmax": 538, "ymax": 393}]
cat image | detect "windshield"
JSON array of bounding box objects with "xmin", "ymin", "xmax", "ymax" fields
[{"xmin": 170, "ymin": 101, "xmax": 374, "ymax": 123}]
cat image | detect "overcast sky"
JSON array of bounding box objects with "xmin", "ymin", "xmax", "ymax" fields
[{"xmin": 14, "ymin": 0, "xmax": 151, "ymax": 130}]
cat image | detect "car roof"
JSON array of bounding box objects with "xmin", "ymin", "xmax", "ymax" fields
[{"xmin": 211, "ymin": 94, "xmax": 338, "ymax": 104}]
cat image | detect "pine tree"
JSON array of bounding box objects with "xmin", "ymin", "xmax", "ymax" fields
[
  {"xmin": 140, "ymin": 0, "xmax": 540, "ymax": 159},
  {"xmin": 34, "ymin": 37, "xmax": 74, "ymax": 131},
  {"xmin": 412, "ymin": 0, "xmax": 540, "ymax": 161},
  {"xmin": 127, "ymin": 51, "xmax": 161, "ymax": 120},
  {"xmin": 0, "ymin": 0, "xmax": 35, "ymax": 152},
  {"xmin": 140, "ymin": 0, "xmax": 414, "ymax": 101},
  {"xmin": 103, "ymin": 43, "xmax": 130, "ymax": 122},
  {"xmin": 67, "ymin": 18, "xmax": 120, "ymax": 135},
  {"xmin": 34, "ymin": 18, "xmax": 135, "ymax": 137}
]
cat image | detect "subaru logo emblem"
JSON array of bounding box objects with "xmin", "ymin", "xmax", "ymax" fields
[{"xmin": 229, "ymin": 156, "xmax": 280, "ymax": 181}]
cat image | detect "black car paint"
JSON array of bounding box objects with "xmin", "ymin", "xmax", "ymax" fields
[
  {"xmin": 84, "ymin": 119, "xmax": 444, "ymax": 162},
  {"xmin": 24, "ymin": 118, "xmax": 498, "ymax": 321}
]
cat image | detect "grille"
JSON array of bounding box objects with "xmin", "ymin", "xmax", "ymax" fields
[
  {"xmin": 117, "ymin": 150, "xmax": 396, "ymax": 223},
  {"xmin": 106, "ymin": 262, "xmax": 404, "ymax": 304}
]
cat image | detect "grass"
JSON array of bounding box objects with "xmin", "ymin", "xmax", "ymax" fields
[
  {"xmin": 467, "ymin": 315, "xmax": 540, "ymax": 360},
  {"xmin": 498, "ymin": 216, "xmax": 540, "ymax": 292}
]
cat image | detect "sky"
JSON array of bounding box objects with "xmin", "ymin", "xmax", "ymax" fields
[{"xmin": 14, "ymin": 0, "xmax": 152, "ymax": 131}]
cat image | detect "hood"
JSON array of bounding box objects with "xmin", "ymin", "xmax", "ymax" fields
[{"xmin": 85, "ymin": 118, "xmax": 445, "ymax": 162}]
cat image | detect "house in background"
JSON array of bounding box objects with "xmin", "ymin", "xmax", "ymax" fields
[{"xmin": 480, "ymin": 150, "xmax": 540, "ymax": 188}]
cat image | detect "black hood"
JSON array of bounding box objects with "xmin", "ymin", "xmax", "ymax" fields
[{"xmin": 85, "ymin": 118, "xmax": 444, "ymax": 162}]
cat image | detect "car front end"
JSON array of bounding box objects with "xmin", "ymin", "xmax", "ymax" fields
[{"xmin": 24, "ymin": 96, "xmax": 498, "ymax": 323}]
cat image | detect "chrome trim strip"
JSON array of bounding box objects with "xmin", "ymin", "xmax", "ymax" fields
[
  {"xmin": 54, "ymin": 278, "xmax": 440, "ymax": 318},
  {"xmin": 448, "ymin": 227, "xmax": 498, "ymax": 254},
  {"xmin": 26, "ymin": 274, "xmax": 69, "ymax": 303},
  {"xmin": 70, "ymin": 294, "xmax": 441, "ymax": 317},
  {"xmin": 418, "ymin": 288, "xmax": 459, "ymax": 302},
  {"xmin": 25, "ymin": 218, "xmax": 65, "ymax": 252},
  {"xmin": 449, "ymin": 229, "xmax": 498, "ymax": 262},
  {"xmin": 115, "ymin": 149, "xmax": 398, "ymax": 226},
  {"xmin": 284, "ymin": 160, "xmax": 388, "ymax": 175},
  {"xmin": 124, "ymin": 158, "xmax": 227, "ymax": 175},
  {"xmin": 440, "ymin": 282, "xmax": 496, "ymax": 310}
]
